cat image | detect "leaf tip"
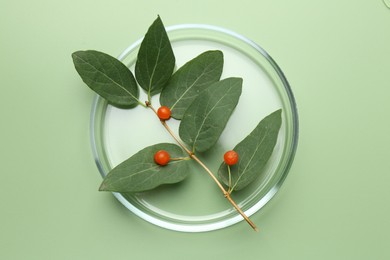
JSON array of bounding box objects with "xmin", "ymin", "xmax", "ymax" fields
[
  {"xmin": 154, "ymin": 14, "xmax": 164, "ymax": 26},
  {"xmin": 274, "ymin": 108, "xmax": 283, "ymax": 118},
  {"xmin": 98, "ymin": 182, "xmax": 108, "ymax": 192},
  {"xmin": 210, "ymin": 49, "xmax": 224, "ymax": 57},
  {"xmin": 71, "ymin": 50, "xmax": 84, "ymax": 57},
  {"xmin": 71, "ymin": 51, "xmax": 80, "ymax": 62}
]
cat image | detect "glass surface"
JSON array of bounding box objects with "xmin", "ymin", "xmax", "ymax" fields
[{"xmin": 90, "ymin": 24, "xmax": 299, "ymax": 232}]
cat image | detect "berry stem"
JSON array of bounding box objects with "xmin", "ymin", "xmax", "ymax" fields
[
  {"xmin": 227, "ymin": 165, "xmax": 232, "ymax": 193},
  {"xmin": 170, "ymin": 157, "xmax": 191, "ymax": 161},
  {"xmin": 146, "ymin": 102, "xmax": 258, "ymax": 232}
]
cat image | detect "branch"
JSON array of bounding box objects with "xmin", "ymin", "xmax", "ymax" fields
[{"xmin": 146, "ymin": 102, "xmax": 258, "ymax": 232}]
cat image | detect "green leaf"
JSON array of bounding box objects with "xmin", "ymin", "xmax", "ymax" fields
[
  {"xmin": 160, "ymin": 50, "xmax": 223, "ymax": 119},
  {"xmin": 99, "ymin": 143, "xmax": 190, "ymax": 193},
  {"xmin": 72, "ymin": 50, "xmax": 140, "ymax": 108},
  {"xmin": 218, "ymin": 109, "xmax": 282, "ymax": 191},
  {"xmin": 179, "ymin": 77, "xmax": 242, "ymax": 153},
  {"xmin": 135, "ymin": 16, "xmax": 175, "ymax": 98}
]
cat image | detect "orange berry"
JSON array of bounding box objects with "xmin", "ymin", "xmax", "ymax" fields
[
  {"xmin": 154, "ymin": 150, "xmax": 170, "ymax": 166},
  {"xmin": 157, "ymin": 106, "xmax": 171, "ymax": 120},
  {"xmin": 224, "ymin": 150, "xmax": 239, "ymax": 166}
]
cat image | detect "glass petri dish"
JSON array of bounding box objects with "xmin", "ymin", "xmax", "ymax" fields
[{"xmin": 90, "ymin": 24, "xmax": 299, "ymax": 232}]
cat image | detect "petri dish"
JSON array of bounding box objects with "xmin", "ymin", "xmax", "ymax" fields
[{"xmin": 90, "ymin": 24, "xmax": 299, "ymax": 232}]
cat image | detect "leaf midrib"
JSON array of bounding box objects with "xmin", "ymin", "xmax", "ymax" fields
[
  {"xmin": 147, "ymin": 34, "xmax": 163, "ymax": 95},
  {"xmin": 110, "ymin": 160, "xmax": 182, "ymax": 187},
  {"xmin": 231, "ymin": 130, "xmax": 269, "ymax": 190},
  {"xmin": 192, "ymin": 84, "xmax": 234, "ymax": 150}
]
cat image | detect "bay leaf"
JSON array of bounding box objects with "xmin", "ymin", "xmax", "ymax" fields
[
  {"xmin": 99, "ymin": 143, "xmax": 190, "ymax": 193},
  {"xmin": 159, "ymin": 50, "xmax": 223, "ymax": 119},
  {"xmin": 218, "ymin": 109, "xmax": 282, "ymax": 191},
  {"xmin": 179, "ymin": 77, "xmax": 242, "ymax": 152},
  {"xmin": 72, "ymin": 50, "xmax": 140, "ymax": 108},
  {"xmin": 135, "ymin": 16, "xmax": 175, "ymax": 98}
]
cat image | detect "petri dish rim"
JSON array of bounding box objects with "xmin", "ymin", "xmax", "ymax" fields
[{"xmin": 90, "ymin": 24, "xmax": 299, "ymax": 232}]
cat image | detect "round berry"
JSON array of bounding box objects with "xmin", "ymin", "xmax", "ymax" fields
[
  {"xmin": 224, "ymin": 150, "xmax": 239, "ymax": 166},
  {"xmin": 154, "ymin": 150, "xmax": 170, "ymax": 166},
  {"xmin": 157, "ymin": 106, "xmax": 171, "ymax": 120}
]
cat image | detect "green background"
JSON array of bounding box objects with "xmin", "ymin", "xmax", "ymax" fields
[{"xmin": 1, "ymin": 0, "xmax": 389, "ymax": 259}]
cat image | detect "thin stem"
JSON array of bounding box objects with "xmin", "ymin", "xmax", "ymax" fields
[
  {"xmin": 146, "ymin": 101, "xmax": 157, "ymax": 113},
  {"xmin": 146, "ymin": 102, "xmax": 258, "ymax": 232},
  {"xmin": 161, "ymin": 121, "xmax": 192, "ymax": 155},
  {"xmin": 227, "ymin": 165, "xmax": 232, "ymax": 194},
  {"xmin": 146, "ymin": 102, "xmax": 192, "ymax": 155},
  {"xmin": 225, "ymin": 194, "xmax": 259, "ymax": 232},
  {"xmin": 139, "ymin": 100, "xmax": 148, "ymax": 108},
  {"xmin": 190, "ymin": 154, "xmax": 227, "ymax": 194},
  {"xmin": 170, "ymin": 157, "xmax": 191, "ymax": 161},
  {"xmin": 190, "ymin": 153, "xmax": 258, "ymax": 232}
]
